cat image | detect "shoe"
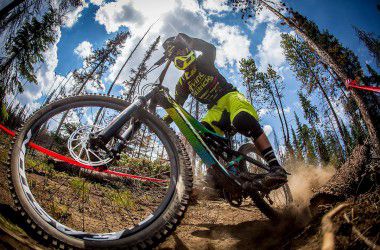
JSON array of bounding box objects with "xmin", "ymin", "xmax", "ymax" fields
[
  {"xmin": 262, "ymin": 166, "xmax": 288, "ymax": 189},
  {"xmin": 239, "ymin": 167, "xmax": 289, "ymax": 192},
  {"xmin": 268, "ymin": 166, "xmax": 289, "ymax": 180}
]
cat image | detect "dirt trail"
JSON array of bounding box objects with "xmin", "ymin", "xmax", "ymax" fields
[
  {"xmin": 0, "ymin": 133, "xmax": 331, "ymax": 249},
  {"xmin": 159, "ymin": 199, "xmax": 289, "ymax": 250}
]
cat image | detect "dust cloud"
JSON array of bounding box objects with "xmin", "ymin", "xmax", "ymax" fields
[{"xmin": 286, "ymin": 162, "xmax": 335, "ymax": 206}]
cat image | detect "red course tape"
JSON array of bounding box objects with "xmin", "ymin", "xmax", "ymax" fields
[
  {"xmin": 0, "ymin": 124, "xmax": 167, "ymax": 183},
  {"xmin": 345, "ymin": 79, "xmax": 380, "ymax": 93}
]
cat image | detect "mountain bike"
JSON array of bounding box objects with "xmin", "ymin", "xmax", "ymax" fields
[{"xmin": 7, "ymin": 55, "xmax": 292, "ymax": 249}]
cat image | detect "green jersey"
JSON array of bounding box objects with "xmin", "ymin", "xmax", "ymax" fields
[{"xmin": 174, "ymin": 33, "xmax": 235, "ymax": 107}]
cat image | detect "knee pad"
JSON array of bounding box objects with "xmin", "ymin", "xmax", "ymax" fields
[{"xmin": 232, "ymin": 111, "xmax": 264, "ymax": 140}]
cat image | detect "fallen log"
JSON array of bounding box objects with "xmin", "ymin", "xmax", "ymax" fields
[
  {"xmin": 310, "ymin": 143, "xmax": 371, "ymax": 210},
  {"xmin": 321, "ymin": 203, "xmax": 351, "ymax": 250}
]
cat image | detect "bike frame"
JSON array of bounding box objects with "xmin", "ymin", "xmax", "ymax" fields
[{"xmin": 95, "ymin": 60, "xmax": 269, "ymax": 190}]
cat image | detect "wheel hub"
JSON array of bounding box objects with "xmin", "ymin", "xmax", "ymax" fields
[{"xmin": 67, "ymin": 125, "xmax": 113, "ymax": 166}]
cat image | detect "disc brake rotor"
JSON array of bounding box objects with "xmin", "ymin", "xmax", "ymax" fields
[{"xmin": 67, "ymin": 125, "xmax": 112, "ymax": 166}]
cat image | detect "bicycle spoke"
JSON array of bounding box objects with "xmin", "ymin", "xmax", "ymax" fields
[{"xmin": 17, "ymin": 98, "xmax": 177, "ymax": 238}]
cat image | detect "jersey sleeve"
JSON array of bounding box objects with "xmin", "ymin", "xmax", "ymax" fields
[{"xmin": 174, "ymin": 77, "xmax": 190, "ymax": 106}]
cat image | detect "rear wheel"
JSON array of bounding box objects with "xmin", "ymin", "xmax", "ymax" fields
[
  {"xmin": 238, "ymin": 143, "xmax": 293, "ymax": 220},
  {"xmin": 7, "ymin": 94, "xmax": 192, "ymax": 249}
]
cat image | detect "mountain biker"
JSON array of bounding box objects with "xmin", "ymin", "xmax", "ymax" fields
[{"xmin": 162, "ymin": 33, "xmax": 288, "ymax": 187}]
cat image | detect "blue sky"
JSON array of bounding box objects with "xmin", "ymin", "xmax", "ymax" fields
[{"xmin": 6, "ymin": 0, "xmax": 380, "ymax": 150}]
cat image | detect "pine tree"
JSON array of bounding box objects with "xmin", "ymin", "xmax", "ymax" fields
[
  {"xmin": 0, "ymin": 1, "xmax": 83, "ymax": 96},
  {"xmin": 314, "ymin": 129, "xmax": 330, "ymax": 166},
  {"xmin": 323, "ymin": 124, "xmax": 344, "ymax": 166},
  {"xmin": 54, "ymin": 32, "xmax": 130, "ymax": 136},
  {"xmin": 362, "ymin": 64, "xmax": 380, "ymax": 86},
  {"xmin": 294, "ymin": 112, "xmax": 305, "ymax": 157},
  {"xmin": 298, "ymin": 91, "xmax": 329, "ymax": 163},
  {"xmin": 239, "ymin": 59, "xmax": 291, "ymax": 151},
  {"xmin": 301, "ymin": 124, "xmax": 317, "ymax": 165},
  {"xmin": 281, "ymin": 34, "xmax": 348, "ymax": 153},
  {"xmin": 291, "ymin": 126, "xmax": 303, "ymax": 162},
  {"xmin": 354, "ymin": 27, "xmax": 380, "ymax": 67},
  {"xmin": 239, "ymin": 57, "xmax": 258, "ymax": 104},
  {"xmin": 0, "ymin": 9, "xmax": 60, "ymax": 94},
  {"xmin": 267, "ymin": 65, "xmax": 290, "ymax": 145},
  {"xmin": 73, "ymin": 31, "xmax": 130, "ymax": 95},
  {"xmin": 123, "ymin": 36, "xmax": 160, "ymax": 101},
  {"xmin": 289, "ymin": 10, "xmax": 380, "ymax": 154},
  {"xmin": 228, "ymin": 0, "xmax": 380, "ymax": 155},
  {"xmin": 123, "ymin": 37, "xmax": 160, "ymax": 160},
  {"xmin": 298, "ymin": 91, "xmax": 319, "ymax": 125},
  {"xmin": 293, "ymin": 112, "xmax": 316, "ymax": 164},
  {"xmin": 1, "ymin": 0, "xmax": 83, "ymax": 34},
  {"xmin": 341, "ymin": 120, "xmax": 353, "ymax": 154}
]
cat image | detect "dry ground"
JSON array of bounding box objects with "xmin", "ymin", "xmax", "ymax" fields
[{"xmin": 0, "ymin": 131, "xmax": 315, "ymax": 249}]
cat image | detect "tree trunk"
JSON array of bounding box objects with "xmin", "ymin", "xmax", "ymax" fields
[
  {"xmin": 326, "ymin": 111, "xmax": 344, "ymax": 159},
  {"xmin": 273, "ymin": 82, "xmax": 295, "ymax": 159},
  {"xmin": 0, "ymin": 0, "xmax": 26, "ymax": 20},
  {"xmin": 315, "ymin": 78, "xmax": 348, "ymax": 151},
  {"xmin": 136, "ymin": 127, "xmax": 147, "ymax": 158},
  {"xmin": 246, "ymin": 81, "xmax": 254, "ymax": 104},
  {"xmin": 273, "ymin": 83, "xmax": 290, "ymax": 142},
  {"xmin": 125, "ymin": 71, "xmax": 141, "ymax": 102},
  {"xmin": 261, "ymin": 0, "xmax": 380, "ymax": 155},
  {"xmin": 269, "ymin": 88, "xmax": 287, "ymax": 144},
  {"xmin": 107, "ymin": 23, "xmax": 153, "ymax": 96},
  {"xmin": 53, "ymin": 54, "xmax": 109, "ymax": 138},
  {"xmin": 290, "ymin": 39, "xmax": 349, "ymax": 153}
]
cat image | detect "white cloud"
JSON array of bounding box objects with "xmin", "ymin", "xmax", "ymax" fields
[
  {"xmin": 14, "ymin": 27, "xmax": 82, "ymax": 114},
  {"xmin": 62, "ymin": 2, "xmax": 89, "ymax": 28},
  {"xmin": 202, "ymin": 0, "xmax": 231, "ymax": 15},
  {"xmin": 99, "ymin": 0, "xmax": 250, "ymax": 96},
  {"xmin": 249, "ymin": 5, "xmax": 278, "ymax": 32},
  {"xmin": 245, "ymin": 0, "xmax": 284, "ymax": 33},
  {"xmin": 16, "ymin": 29, "xmax": 63, "ymax": 109},
  {"xmin": 211, "ymin": 23, "xmax": 251, "ymax": 68},
  {"xmin": 263, "ymin": 124, "xmax": 273, "ymax": 136},
  {"xmin": 258, "ymin": 108, "xmax": 270, "ymax": 118},
  {"xmin": 256, "ymin": 24, "xmax": 285, "ymax": 71},
  {"xmin": 95, "ymin": 0, "xmax": 176, "ymax": 34},
  {"xmin": 95, "ymin": 0, "xmax": 250, "ymax": 71},
  {"xmin": 284, "ymin": 106, "xmax": 291, "ymax": 113},
  {"xmin": 74, "ymin": 41, "xmax": 93, "ymax": 59},
  {"xmin": 90, "ymin": 0, "xmax": 104, "ymax": 6}
]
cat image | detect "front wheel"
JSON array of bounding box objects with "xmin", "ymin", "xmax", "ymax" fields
[
  {"xmin": 238, "ymin": 143, "xmax": 293, "ymax": 220},
  {"xmin": 7, "ymin": 94, "xmax": 192, "ymax": 249}
]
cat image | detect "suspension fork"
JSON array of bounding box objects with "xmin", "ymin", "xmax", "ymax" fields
[{"xmin": 90, "ymin": 86, "xmax": 160, "ymax": 148}]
